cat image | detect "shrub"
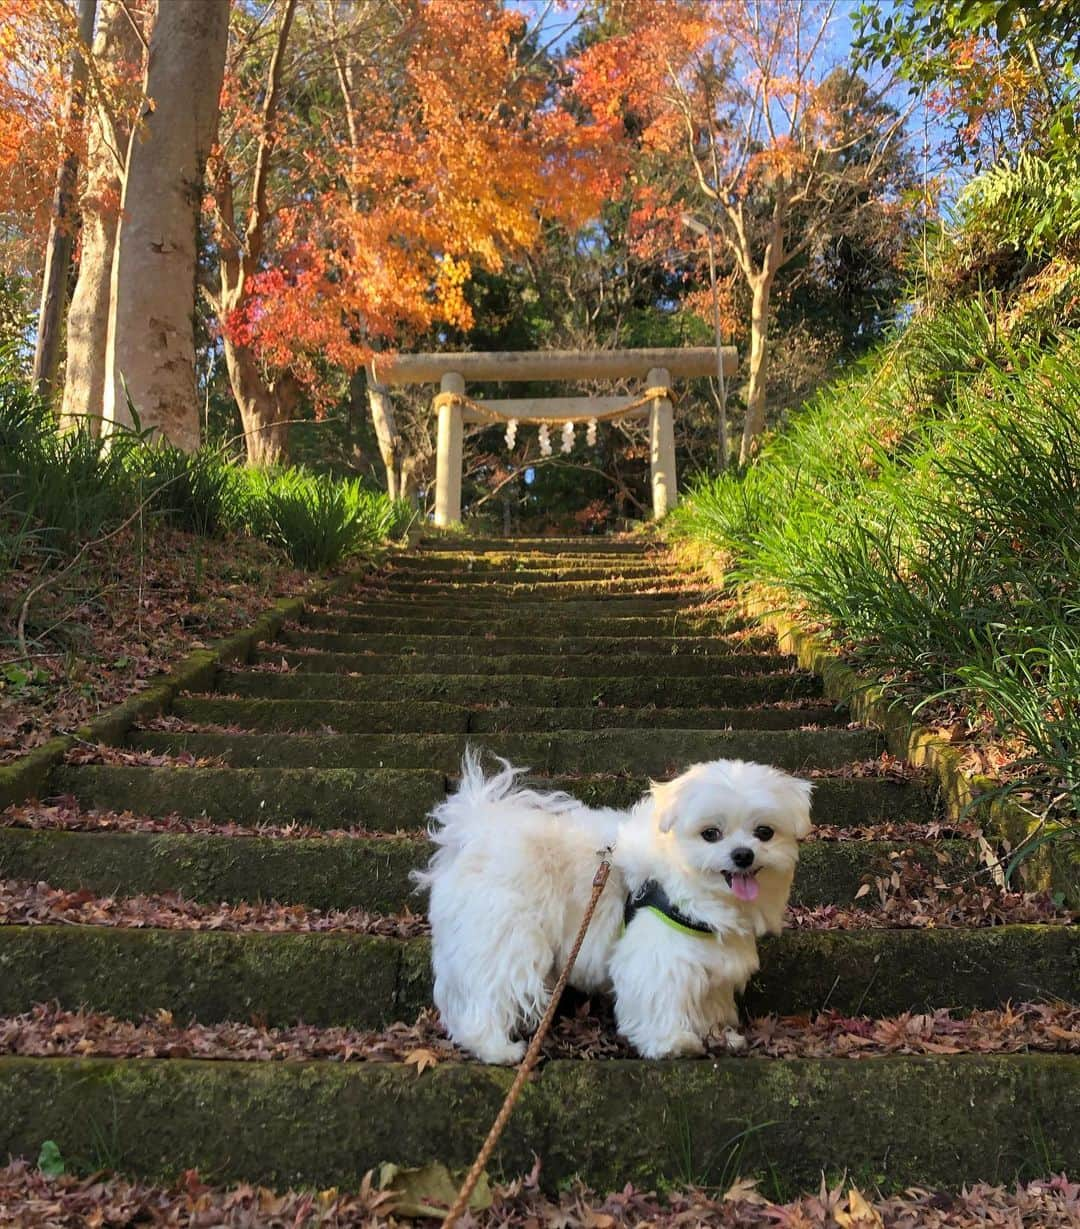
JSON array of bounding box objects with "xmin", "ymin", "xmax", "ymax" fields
[
  {"xmin": 670, "ymin": 312, "xmax": 1080, "ymax": 825},
  {"xmin": 0, "ymin": 385, "xmax": 409, "ymax": 571},
  {"xmin": 955, "ymin": 148, "xmax": 1080, "ymax": 261},
  {"xmin": 240, "ymin": 468, "xmax": 412, "ymax": 568},
  {"xmin": 136, "ymin": 447, "xmax": 246, "ymax": 539}
]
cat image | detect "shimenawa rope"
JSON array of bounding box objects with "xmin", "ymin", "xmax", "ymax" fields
[{"xmin": 432, "ymin": 387, "xmax": 676, "ymax": 425}]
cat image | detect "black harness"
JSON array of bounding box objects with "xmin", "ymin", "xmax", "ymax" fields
[{"xmin": 623, "ymin": 879, "xmax": 715, "ymax": 937}]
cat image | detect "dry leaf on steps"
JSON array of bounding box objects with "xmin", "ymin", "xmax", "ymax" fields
[
  {"xmin": 403, "ymin": 1047, "xmax": 441, "ymax": 1075},
  {"xmin": 835, "ymin": 1186, "xmax": 885, "ymax": 1228},
  {"xmin": 377, "ymin": 1162, "xmax": 492, "ymax": 1218},
  {"xmin": 722, "ymin": 1175, "xmax": 770, "ymax": 1205}
]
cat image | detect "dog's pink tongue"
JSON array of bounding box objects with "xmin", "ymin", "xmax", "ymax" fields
[{"xmin": 731, "ymin": 873, "xmax": 759, "ymax": 902}]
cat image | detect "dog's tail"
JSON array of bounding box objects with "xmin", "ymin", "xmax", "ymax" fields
[
  {"xmin": 411, "ymin": 747, "xmax": 572, "ymax": 893},
  {"xmin": 450, "ymin": 745, "xmax": 525, "ymax": 813}
]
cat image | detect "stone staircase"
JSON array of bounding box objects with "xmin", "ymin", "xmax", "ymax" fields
[{"xmin": 1, "ymin": 536, "xmax": 1077, "ymax": 1196}]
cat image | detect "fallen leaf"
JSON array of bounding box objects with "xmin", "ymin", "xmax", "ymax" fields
[
  {"xmin": 377, "ymin": 1162, "xmax": 491, "ymax": 1218},
  {"xmin": 836, "ymin": 1186, "xmax": 885, "ymax": 1228},
  {"xmin": 722, "ymin": 1175, "xmax": 769, "ymax": 1205},
  {"xmin": 403, "ymin": 1047, "xmax": 441, "ymax": 1075}
]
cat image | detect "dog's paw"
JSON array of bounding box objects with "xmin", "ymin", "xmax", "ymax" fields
[
  {"xmin": 637, "ymin": 1030, "xmax": 706, "ymax": 1059},
  {"xmin": 718, "ymin": 1026, "xmax": 748, "ymax": 1053},
  {"xmin": 472, "ymin": 1038, "xmax": 526, "ymax": 1066}
]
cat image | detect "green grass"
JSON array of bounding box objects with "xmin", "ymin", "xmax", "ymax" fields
[
  {"xmin": 242, "ymin": 468, "xmax": 412, "ymax": 569},
  {"xmin": 668, "ymin": 306, "xmax": 1080, "ymax": 838},
  {"xmin": 0, "ymin": 380, "xmax": 412, "ymax": 571}
]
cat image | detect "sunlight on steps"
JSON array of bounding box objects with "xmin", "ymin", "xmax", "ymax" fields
[{"xmin": 0, "ymin": 535, "xmax": 1076, "ymax": 1195}]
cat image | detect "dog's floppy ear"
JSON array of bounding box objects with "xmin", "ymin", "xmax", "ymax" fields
[
  {"xmin": 785, "ymin": 776, "xmax": 814, "ymax": 839},
  {"xmin": 650, "ymin": 778, "xmax": 681, "ymax": 833}
]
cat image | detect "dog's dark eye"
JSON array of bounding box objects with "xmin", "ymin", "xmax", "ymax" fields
[
  {"xmin": 754, "ymin": 825, "xmax": 774, "ymax": 842},
  {"xmin": 701, "ymin": 827, "xmax": 722, "ymax": 843}
]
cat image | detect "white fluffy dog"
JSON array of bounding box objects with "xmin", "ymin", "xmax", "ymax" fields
[{"xmin": 414, "ymin": 752, "xmax": 812, "ymax": 1063}]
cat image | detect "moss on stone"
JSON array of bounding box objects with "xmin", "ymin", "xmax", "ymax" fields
[
  {"xmin": 52, "ymin": 764, "xmax": 937, "ymax": 828},
  {"xmin": 261, "ymin": 648, "xmax": 812, "ymax": 681},
  {"xmin": 128, "ymin": 727, "xmax": 883, "ymax": 774},
  {"xmin": 0, "ymin": 1053, "xmax": 1076, "ymax": 1194},
  {"xmin": 389, "ymin": 560, "xmax": 671, "ymax": 579},
  {"xmin": 0, "ymin": 829, "xmax": 425, "ymax": 912},
  {"xmin": 284, "ymin": 630, "xmax": 778, "ymax": 659},
  {"xmin": 414, "ymin": 536, "xmax": 651, "ymax": 554},
  {"xmin": 468, "ymin": 704, "xmax": 848, "ymax": 734},
  {"xmin": 172, "ymin": 696, "xmax": 847, "ymax": 736},
  {"xmin": 341, "ymin": 595, "xmax": 720, "ymax": 618},
  {"xmin": 0, "ymin": 829, "xmax": 964, "ymax": 911},
  {"xmin": 2, "ymin": 926, "xmax": 1073, "ymax": 1028},
  {"xmin": 377, "ymin": 578, "xmax": 700, "ymax": 598},
  {"xmin": 222, "ymin": 669, "xmax": 823, "ymax": 709},
  {"xmin": 173, "ymin": 697, "xmax": 474, "ymax": 734},
  {"xmin": 301, "ymin": 610, "xmax": 752, "ymax": 638},
  {"xmin": 0, "ymin": 737, "xmax": 72, "ymax": 809},
  {"xmin": 52, "ymin": 766, "xmax": 444, "ymax": 828},
  {"xmin": 0, "ymin": 926, "xmax": 403, "ymax": 1027},
  {"xmin": 747, "ymin": 924, "xmax": 1080, "ymax": 1018},
  {"xmin": 791, "ymin": 840, "xmax": 972, "ymax": 906},
  {"xmin": 532, "ymin": 1053, "xmax": 1080, "ymax": 1194}
]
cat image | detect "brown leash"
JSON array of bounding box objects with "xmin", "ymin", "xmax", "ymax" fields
[{"xmin": 442, "ymin": 855, "xmax": 613, "ymax": 1227}]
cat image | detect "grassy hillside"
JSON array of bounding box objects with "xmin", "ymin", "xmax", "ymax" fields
[
  {"xmin": 669, "ymin": 150, "xmax": 1080, "ymax": 847},
  {"xmin": 0, "ymin": 363, "xmax": 412, "ymax": 758}
]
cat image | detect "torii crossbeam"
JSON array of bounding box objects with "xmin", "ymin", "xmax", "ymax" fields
[{"xmin": 373, "ymin": 346, "xmax": 738, "ymax": 526}]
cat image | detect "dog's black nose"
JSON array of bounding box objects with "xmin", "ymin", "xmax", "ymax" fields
[{"xmin": 731, "ymin": 847, "xmax": 754, "ymax": 869}]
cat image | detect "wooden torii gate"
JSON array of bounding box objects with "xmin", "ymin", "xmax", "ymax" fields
[{"xmin": 374, "ymin": 346, "xmax": 737, "ymax": 526}]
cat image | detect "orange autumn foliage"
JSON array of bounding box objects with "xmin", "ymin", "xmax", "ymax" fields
[
  {"xmin": 222, "ymin": 0, "xmax": 621, "ymax": 395},
  {"xmin": 0, "ymin": 0, "xmax": 82, "ymax": 268},
  {"xmin": 565, "ymin": 0, "xmax": 913, "ymax": 460},
  {"xmin": 1, "ymin": 0, "xmax": 147, "ymax": 278}
]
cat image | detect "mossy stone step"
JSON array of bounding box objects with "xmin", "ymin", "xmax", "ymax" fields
[
  {"xmin": 52, "ymin": 765, "xmax": 445, "ymax": 828},
  {"xmin": 390, "ymin": 550, "xmax": 676, "ymax": 566},
  {"xmin": 387, "ymin": 559, "xmax": 679, "ymax": 579},
  {"xmin": 172, "ymin": 697, "xmax": 849, "ymax": 735},
  {"xmin": 360, "ymin": 578, "xmax": 708, "ymax": 599},
  {"xmin": 3, "ymin": 1053, "xmax": 1076, "ymax": 1195},
  {"xmin": 413, "ymin": 537, "xmax": 653, "ymax": 554},
  {"xmin": 128, "ymin": 727, "xmax": 882, "ymax": 774},
  {"xmin": 217, "ymin": 669, "xmax": 824, "ymax": 708},
  {"xmin": 335, "ymin": 595, "xmax": 725, "ymax": 618},
  {"xmin": 52, "ymin": 765, "xmax": 933, "ymax": 829},
  {"xmin": 0, "ymin": 830, "xmax": 964, "ymax": 912},
  {"xmin": 301, "ymin": 610, "xmax": 751, "ymax": 637},
  {"xmin": 281, "ymin": 629, "xmax": 779, "ymax": 658},
  {"xmin": 1, "ymin": 926, "xmax": 1075, "ymax": 1026},
  {"xmin": 260, "ymin": 648, "xmax": 797, "ymax": 679},
  {"xmin": 373, "ymin": 571, "xmax": 687, "ymax": 588}
]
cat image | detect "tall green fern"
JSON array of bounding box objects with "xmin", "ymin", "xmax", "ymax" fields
[{"xmin": 956, "ymin": 150, "xmax": 1080, "ymax": 256}]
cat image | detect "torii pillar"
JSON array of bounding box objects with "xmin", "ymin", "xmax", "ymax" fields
[
  {"xmin": 647, "ymin": 367, "xmax": 677, "ymax": 518},
  {"xmin": 434, "ymin": 371, "xmax": 464, "ymax": 526}
]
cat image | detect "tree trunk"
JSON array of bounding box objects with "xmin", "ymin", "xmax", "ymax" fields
[
  {"xmin": 32, "ymin": 0, "xmax": 97, "ymax": 405},
  {"xmin": 59, "ymin": 0, "xmax": 145, "ymax": 435},
  {"xmin": 102, "ymin": 0, "xmax": 229, "ymax": 450},
  {"xmin": 222, "ymin": 334, "xmax": 297, "ymax": 467},
  {"xmin": 367, "ymin": 380, "xmax": 406, "ymax": 499},
  {"xmin": 400, "ymin": 454, "xmax": 421, "ymax": 510},
  {"xmin": 212, "ymin": 0, "xmax": 296, "ymax": 466},
  {"xmin": 740, "ymin": 275, "xmax": 773, "ymax": 464}
]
